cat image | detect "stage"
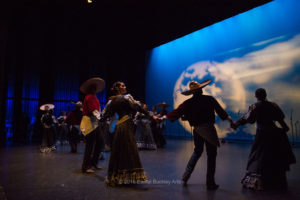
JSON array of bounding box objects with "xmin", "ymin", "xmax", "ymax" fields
[{"xmin": 0, "ymin": 138, "xmax": 300, "ymax": 200}]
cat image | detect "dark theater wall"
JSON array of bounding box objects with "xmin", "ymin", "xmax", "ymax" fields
[{"xmin": 0, "ymin": 1, "xmax": 148, "ymax": 145}]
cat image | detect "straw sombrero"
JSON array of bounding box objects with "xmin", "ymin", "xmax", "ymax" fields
[
  {"xmin": 40, "ymin": 104, "xmax": 55, "ymax": 111},
  {"xmin": 80, "ymin": 77, "xmax": 105, "ymax": 94},
  {"xmin": 157, "ymin": 102, "xmax": 170, "ymax": 108},
  {"xmin": 181, "ymin": 79, "xmax": 212, "ymax": 96}
]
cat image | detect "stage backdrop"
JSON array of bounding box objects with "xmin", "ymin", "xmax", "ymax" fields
[{"xmin": 146, "ymin": 0, "xmax": 300, "ymax": 141}]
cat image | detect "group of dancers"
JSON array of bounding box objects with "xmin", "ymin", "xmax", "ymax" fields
[
  {"xmin": 39, "ymin": 77, "xmax": 296, "ymax": 191},
  {"xmin": 39, "ymin": 101, "xmax": 84, "ymax": 153},
  {"xmin": 39, "ymin": 78, "xmax": 168, "ymax": 181}
]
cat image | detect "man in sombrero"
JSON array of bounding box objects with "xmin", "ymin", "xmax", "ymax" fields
[
  {"xmin": 40, "ymin": 104, "xmax": 57, "ymax": 153},
  {"xmin": 80, "ymin": 77, "xmax": 105, "ymax": 173},
  {"xmin": 166, "ymin": 79, "xmax": 234, "ymax": 190}
]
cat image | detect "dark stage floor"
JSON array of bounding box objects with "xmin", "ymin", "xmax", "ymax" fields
[{"xmin": 0, "ymin": 138, "xmax": 300, "ymax": 200}]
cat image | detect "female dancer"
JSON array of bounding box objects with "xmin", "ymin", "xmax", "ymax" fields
[
  {"xmin": 232, "ymin": 88, "xmax": 296, "ymax": 190},
  {"xmin": 135, "ymin": 103, "xmax": 157, "ymax": 150},
  {"xmin": 102, "ymin": 81, "xmax": 148, "ymax": 186}
]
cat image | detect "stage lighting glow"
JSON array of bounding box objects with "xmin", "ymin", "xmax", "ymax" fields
[{"xmin": 146, "ymin": 0, "xmax": 300, "ymax": 140}]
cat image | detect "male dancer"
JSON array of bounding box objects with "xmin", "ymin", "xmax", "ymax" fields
[
  {"xmin": 80, "ymin": 77, "xmax": 105, "ymax": 173},
  {"xmin": 166, "ymin": 79, "xmax": 233, "ymax": 190}
]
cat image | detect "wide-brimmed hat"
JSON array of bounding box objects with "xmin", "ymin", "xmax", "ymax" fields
[
  {"xmin": 40, "ymin": 104, "xmax": 55, "ymax": 111},
  {"xmin": 181, "ymin": 79, "xmax": 212, "ymax": 96},
  {"xmin": 157, "ymin": 102, "xmax": 170, "ymax": 108},
  {"xmin": 80, "ymin": 77, "xmax": 105, "ymax": 94}
]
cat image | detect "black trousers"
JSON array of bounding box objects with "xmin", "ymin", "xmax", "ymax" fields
[
  {"xmin": 82, "ymin": 126, "xmax": 104, "ymax": 171},
  {"xmin": 69, "ymin": 126, "xmax": 80, "ymax": 153},
  {"xmin": 41, "ymin": 127, "xmax": 54, "ymax": 147},
  {"xmin": 184, "ymin": 132, "xmax": 217, "ymax": 185}
]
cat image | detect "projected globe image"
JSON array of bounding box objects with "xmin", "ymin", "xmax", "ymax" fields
[
  {"xmin": 173, "ymin": 61, "xmax": 247, "ymax": 138},
  {"xmin": 173, "ymin": 34, "xmax": 300, "ymax": 138}
]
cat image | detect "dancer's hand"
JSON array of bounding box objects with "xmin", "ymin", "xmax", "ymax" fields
[
  {"xmin": 227, "ymin": 117, "xmax": 236, "ymax": 130},
  {"xmin": 152, "ymin": 115, "xmax": 159, "ymax": 121},
  {"xmin": 230, "ymin": 122, "xmax": 238, "ymax": 130},
  {"xmin": 153, "ymin": 116, "xmax": 163, "ymax": 123}
]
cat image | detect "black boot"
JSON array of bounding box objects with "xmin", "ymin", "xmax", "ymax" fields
[
  {"xmin": 182, "ymin": 172, "xmax": 191, "ymax": 186},
  {"xmin": 206, "ymin": 175, "xmax": 219, "ymax": 190},
  {"xmin": 206, "ymin": 183, "xmax": 219, "ymax": 190}
]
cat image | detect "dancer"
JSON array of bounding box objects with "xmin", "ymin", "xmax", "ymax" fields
[
  {"xmin": 157, "ymin": 102, "xmax": 169, "ymax": 116},
  {"xmin": 40, "ymin": 104, "xmax": 57, "ymax": 153},
  {"xmin": 56, "ymin": 111, "xmax": 68, "ymax": 145},
  {"xmin": 80, "ymin": 77, "xmax": 105, "ymax": 173},
  {"xmin": 153, "ymin": 102, "xmax": 168, "ymax": 148},
  {"xmin": 166, "ymin": 79, "xmax": 233, "ymax": 190},
  {"xmin": 65, "ymin": 101, "xmax": 83, "ymax": 153},
  {"xmin": 232, "ymin": 88, "xmax": 296, "ymax": 190},
  {"xmin": 135, "ymin": 103, "xmax": 157, "ymax": 150},
  {"xmin": 150, "ymin": 105, "xmax": 158, "ymax": 116},
  {"xmin": 101, "ymin": 81, "xmax": 148, "ymax": 186}
]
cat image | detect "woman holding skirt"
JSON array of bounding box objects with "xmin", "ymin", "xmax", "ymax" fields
[
  {"xmin": 102, "ymin": 82, "xmax": 147, "ymax": 186},
  {"xmin": 232, "ymin": 88, "xmax": 296, "ymax": 190}
]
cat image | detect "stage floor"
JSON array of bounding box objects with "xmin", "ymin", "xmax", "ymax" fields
[{"xmin": 0, "ymin": 138, "xmax": 300, "ymax": 200}]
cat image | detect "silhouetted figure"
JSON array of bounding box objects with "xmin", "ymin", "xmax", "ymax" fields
[
  {"xmin": 232, "ymin": 88, "xmax": 296, "ymax": 190},
  {"xmin": 135, "ymin": 103, "xmax": 157, "ymax": 150},
  {"xmin": 65, "ymin": 101, "xmax": 83, "ymax": 153},
  {"xmin": 153, "ymin": 102, "xmax": 169, "ymax": 148},
  {"xmin": 166, "ymin": 80, "xmax": 233, "ymax": 190},
  {"xmin": 57, "ymin": 110, "xmax": 68, "ymax": 145},
  {"xmin": 40, "ymin": 104, "xmax": 57, "ymax": 153}
]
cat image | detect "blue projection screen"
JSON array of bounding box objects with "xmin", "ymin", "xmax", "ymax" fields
[{"xmin": 146, "ymin": 0, "xmax": 300, "ymax": 140}]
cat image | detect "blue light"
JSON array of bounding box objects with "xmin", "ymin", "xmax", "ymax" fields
[
  {"xmin": 146, "ymin": 0, "xmax": 300, "ymax": 138},
  {"xmin": 5, "ymin": 99, "xmax": 14, "ymax": 139},
  {"xmin": 97, "ymin": 91, "xmax": 106, "ymax": 111},
  {"xmin": 53, "ymin": 72, "xmax": 79, "ymax": 116}
]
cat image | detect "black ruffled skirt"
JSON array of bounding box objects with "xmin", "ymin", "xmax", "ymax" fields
[
  {"xmin": 106, "ymin": 119, "xmax": 147, "ymax": 186},
  {"xmin": 241, "ymin": 127, "xmax": 296, "ymax": 190}
]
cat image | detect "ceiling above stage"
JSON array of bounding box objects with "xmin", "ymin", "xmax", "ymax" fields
[
  {"xmin": 85, "ymin": 0, "xmax": 273, "ymax": 49},
  {"xmin": 3, "ymin": 0, "xmax": 273, "ymax": 51}
]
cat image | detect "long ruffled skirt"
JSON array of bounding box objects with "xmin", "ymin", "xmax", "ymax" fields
[
  {"xmin": 106, "ymin": 119, "xmax": 147, "ymax": 186},
  {"xmin": 241, "ymin": 127, "xmax": 295, "ymax": 190}
]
